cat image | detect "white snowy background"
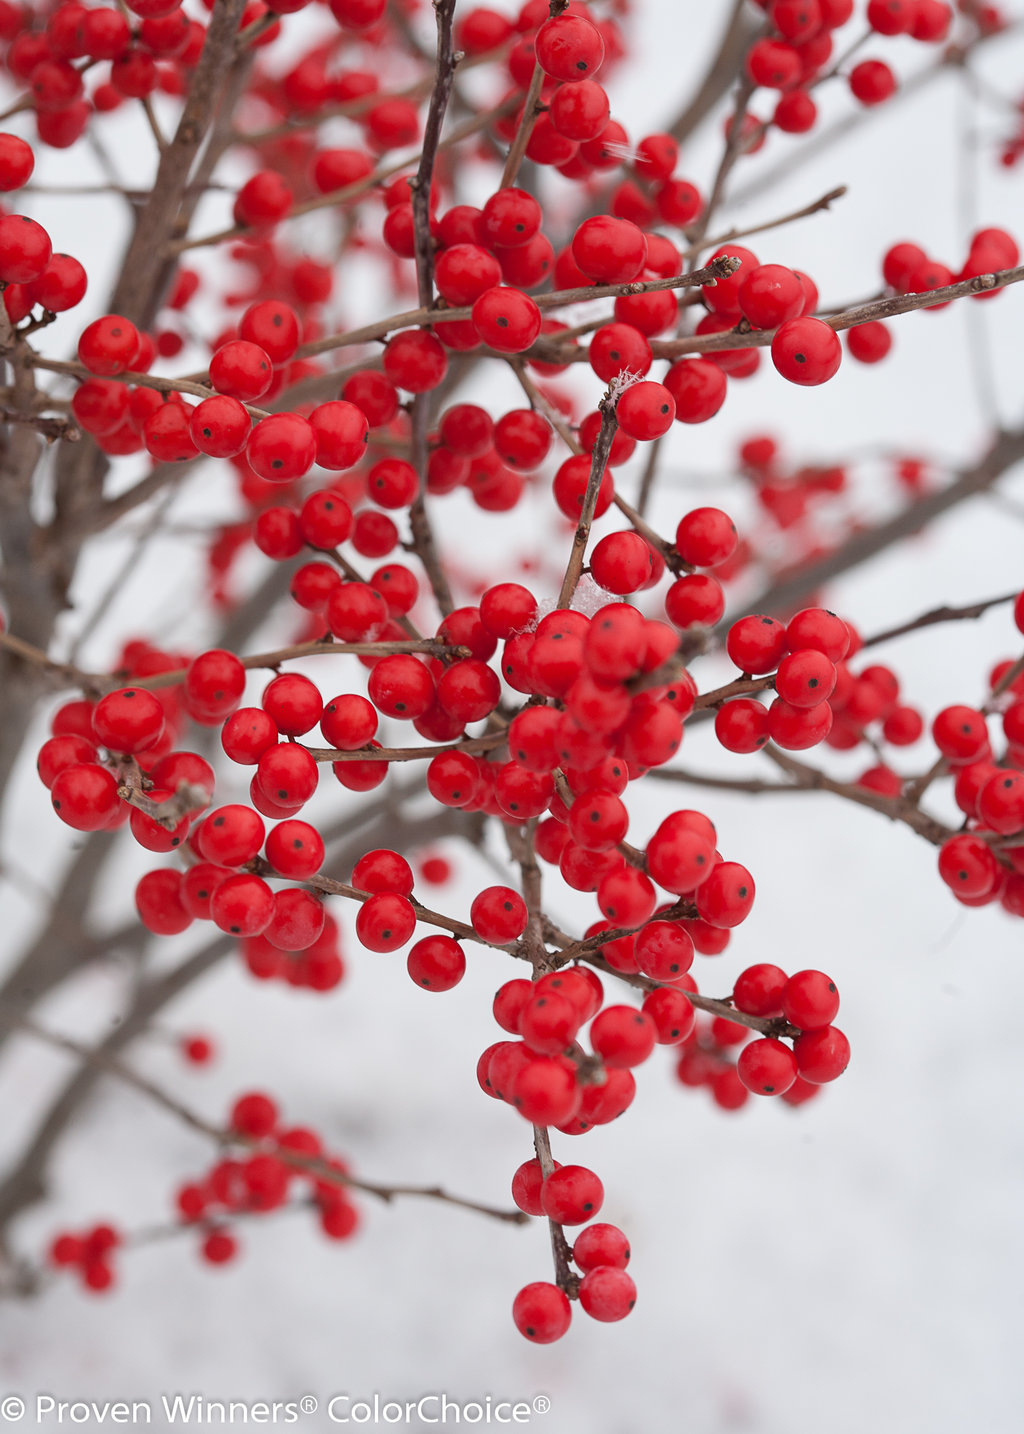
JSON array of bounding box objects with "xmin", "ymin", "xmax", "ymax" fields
[{"xmin": 2, "ymin": 3, "xmax": 1024, "ymax": 1432}]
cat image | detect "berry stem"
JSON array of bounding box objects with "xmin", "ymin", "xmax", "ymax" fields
[{"xmin": 556, "ymin": 393, "xmax": 619, "ymax": 609}]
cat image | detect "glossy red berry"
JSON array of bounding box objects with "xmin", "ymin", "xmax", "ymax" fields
[
  {"xmin": 572, "ymin": 216, "xmax": 647, "ymax": 283},
  {"xmin": 247, "ymin": 414, "xmax": 317, "ymax": 483},
  {"xmin": 727, "ymin": 614, "xmax": 788, "ymax": 673},
  {"xmin": 932, "ymin": 705, "xmax": 989, "ymax": 763},
  {"xmin": 541, "ymin": 1164, "xmax": 604, "ymax": 1224},
  {"xmin": 355, "ymin": 892, "xmax": 417, "ymax": 952},
  {"xmin": 407, "ymin": 935, "xmax": 466, "ymax": 991},
  {"xmin": 590, "ymin": 1005, "xmax": 656, "ymax": 1069},
  {"xmin": 0, "ymin": 133, "xmax": 34, "ymax": 190},
  {"xmin": 663, "ymin": 358, "xmax": 727, "ymax": 423},
  {"xmin": 715, "ymin": 698, "xmax": 770, "ymax": 753},
  {"xmin": 615, "ymin": 381, "xmax": 675, "ymax": 440},
  {"xmin": 471, "ymin": 885, "xmax": 528, "ymax": 943},
  {"xmin": 737, "ymin": 1038, "xmax": 798, "ymax": 1096},
  {"xmin": 512, "ymin": 1282, "xmax": 571, "ymax": 1343},
  {"xmin": 209, "ymin": 341, "xmax": 273, "ymax": 400},
  {"xmin": 937, "ymin": 833, "xmax": 1000, "ymax": 897},
  {"xmin": 695, "ymin": 861, "xmax": 755, "ymax": 928},
  {"xmin": 189, "ymin": 396, "xmax": 250, "ymax": 458},
  {"xmin": 0, "ymin": 213, "xmax": 51, "ymax": 283},
  {"xmin": 472, "ymin": 286, "xmax": 542, "ymax": 352},
  {"xmin": 793, "ymin": 1025, "xmax": 851, "ymax": 1082},
  {"xmin": 771, "ymin": 316, "xmax": 842, "ymax": 385},
  {"xmin": 78, "ymin": 314, "xmax": 140, "ymax": 375},
  {"xmin": 535, "ymin": 14, "xmax": 605, "ymax": 81},
  {"xmin": 781, "ymin": 970, "xmax": 840, "ymax": 1030},
  {"xmin": 383, "ymin": 328, "xmax": 448, "ymax": 393}
]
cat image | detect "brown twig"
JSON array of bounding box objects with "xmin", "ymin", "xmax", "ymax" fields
[
  {"xmin": 5, "ymin": 1014, "xmax": 528, "ymax": 1227},
  {"xmin": 556, "ymin": 393, "xmax": 619, "ymax": 608},
  {"xmin": 862, "ymin": 591, "xmax": 1020, "ymax": 648},
  {"xmin": 306, "ymin": 732, "xmax": 508, "ymax": 763},
  {"xmin": 687, "ymin": 185, "xmax": 849, "ymax": 261}
]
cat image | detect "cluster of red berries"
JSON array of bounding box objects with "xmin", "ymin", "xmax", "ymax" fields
[
  {"xmin": 512, "ymin": 1190, "xmax": 636, "ymax": 1341},
  {"xmin": 48, "ymin": 1222, "xmax": 120, "ymax": 1293},
  {"xmin": 692, "ymin": 964, "xmax": 848, "ymax": 1105},
  {"xmin": 498, "ymin": 959, "xmax": 846, "ymax": 1340},
  {"xmin": 49, "ymin": 1093, "xmax": 359, "ymax": 1294},
  {"xmin": 931, "ymin": 607, "xmax": 1024, "ymax": 915},
  {"xmin": 0, "ymin": 138, "xmax": 87, "ymax": 319},
  {"xmin": 10, "ymin": 0, "xmax": 1023, "ymax": 1342},
  {"xmin": 880, "ymin": 227, "xmax": 1020, "ymax": 310},
  {"xmin": 742, "ymin": 0, "xmax": 995, "ymax": 131}
]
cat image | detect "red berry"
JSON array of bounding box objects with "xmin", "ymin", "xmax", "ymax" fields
[
  {"xmin": 512, "ymin": 1282, "xmax": 571, "ymax": 1343},
  {"xmin": 535, "ymin": 14, "xmax": 605, "ymax": 82},
  {"xmin": 590, "ymin": 1005, "xmax": 656, "ymax": 1069},
  {"xmin": 737, "ymin": 1038, "xmax": 799, "ymax": 1096},
  {"xmin": 355, "ymin": 892, "xmax": 417, "ymax": 952},
  {"xmin": 471, "ymin": 286, "xmax": 542, "ymax": 352},
  {"xmin": 407, "ymin": 934, "xmax": 466, "ymax": 991},
  {"xmin": 793, "ymin": 1025, "xmax": 851, "ymax": 1082},
  {"xmin": 781, "ymin": 969, "xmax": 840, "ymax": 1029},
  {"xmin": 471, "ymin": 885, "xmax": 528, "ymax": 943},
  {"xmin": 0, "ymin": 213, "xmax": 51, "ymax": 283},
  {"xmin": 572, "ymin": 216, "xmax": 647, "ymax": 283},
  {"xmin": 771, "ymin": 316, "xmax": 842, "ymax": 385},
  {"xmin": 663, "ymin": 358, "xmax": 727, "ymax": 423},
  {"xmin": 541, "ymin": 1164, "xmax": 604, "ymax": 1224},
  {"xmin": 849, "ymin": 59, "xmax": 896, "ymax": 106},
  {"xmin": 615, "ymin": 381, "xmax": 675, "ymax": 440}
]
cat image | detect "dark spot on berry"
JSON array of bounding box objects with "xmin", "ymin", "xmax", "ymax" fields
[
  {"xmin": 497, "ymin": 316, "xmax": 509, "ymax": 327},
  {"xmin": 794, "ymin": 352, "xmax": 806, "ymax": 363},
  {"xmin": 738, "ymin": 885, "xmax": 748, "ymax": 898},
  {"xmin": 202, "ymin": 428, "xmax": 212, "ymax": 438}
]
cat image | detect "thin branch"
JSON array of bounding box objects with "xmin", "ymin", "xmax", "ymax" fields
[
  {"xmin": 862, "ymin": 591, "xmax": 1019, "ymax": 648},
  {"xmin": 5, "ymin": 1014, "xmax": 527, "ymax": 1227},
  {"xmin": 667, "ymin": 0, "xmax": 759, "ymax": 144},
  {"xmin": 0, "ymin": 633, "xmax": 467, "ymax": 698},
  {"xmin": 735, "ymin": 422, "xmax": 1024, "ymax": 620},
  {"xmin": 687, "ymin": 185, "xmax": 848, "ymax": 261},
  {"xmin": 411, "ymin": 0, "xmax": 459, "ymax": 310},
  {"xmin": 273, "ymin": 865, "xmax": 527, "ymax": 958},
  {"xmin": 556, "ymin": 394, "xmax": 619, "ymax": 608},
  {"xmin": 307, "ymin": 732, "xmax": 507, "ymax": 763}
]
